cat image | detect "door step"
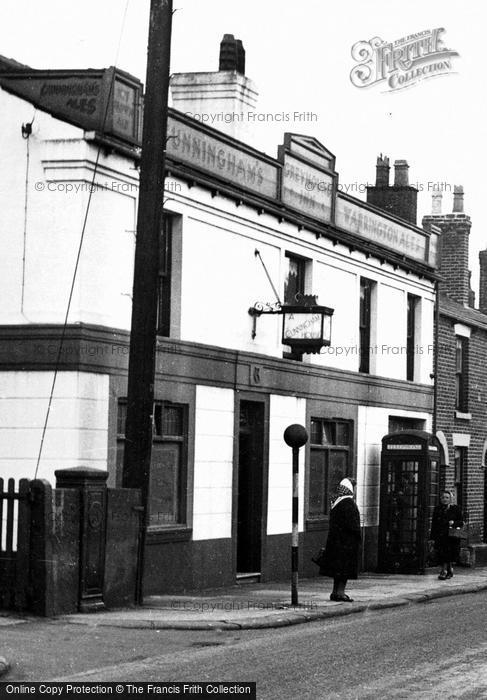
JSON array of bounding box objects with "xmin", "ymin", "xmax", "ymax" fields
[{"xmin": 236, "ymin": 572, "xmax": 261, "ymax": 584}]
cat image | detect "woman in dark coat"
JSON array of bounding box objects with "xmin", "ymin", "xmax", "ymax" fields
[
  {"xmin": 320, "ymin": 478, "xmax": 361, "ymax": 602},
  {"xmin": 430, "ymin": 490, "xmax": 464, "ymax": 580}
]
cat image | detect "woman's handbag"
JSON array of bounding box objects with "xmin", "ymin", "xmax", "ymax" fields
[
  {"xmin": 311, "ymin": 547, "xmax": 326, "ymax": 566},
  {"xmin": 448, "ymin": 524, "xmax": 468, "ymax": 540}
]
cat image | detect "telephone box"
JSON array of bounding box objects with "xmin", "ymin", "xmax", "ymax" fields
[{"xmin": 378, "ymin": 430, "xmax": 440, "ymax": 574}]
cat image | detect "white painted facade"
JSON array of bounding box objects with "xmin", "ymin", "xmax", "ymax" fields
[
  {"xmin": 0, "ymin": 88, "xmax": 137, "ymax": 328},
  {"xmin": 267, "ymin": 395, "xmax": 306, "ymax": 535},
  {"xmin": 0, "ymin": 371, "xmax": 109, "ymax": 484},
  {"xmin": 193, "ymin": 385, "xmax": 234, "ymax": 541}
]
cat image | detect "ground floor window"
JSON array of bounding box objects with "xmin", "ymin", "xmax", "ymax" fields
[
  {"xmin": 117, "ymin": 399, "xmax": 188, "ymax": 527},
  {"xmin": 308, "ymin": 418, "xmax": 352, "ymax": 520}
]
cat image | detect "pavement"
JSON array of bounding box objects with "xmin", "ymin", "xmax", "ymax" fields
[
  {"xmin": 52, "ymin": 566, "xmax": 487, "ymax": 631},
  {"xmin": 1, "ymin": 567, "xmax": 486, "ymax": 679}
]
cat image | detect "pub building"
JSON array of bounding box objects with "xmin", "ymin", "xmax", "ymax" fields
[{"xmin": 0, "ymin": 37, "xmax": 442, "ymax": 593}]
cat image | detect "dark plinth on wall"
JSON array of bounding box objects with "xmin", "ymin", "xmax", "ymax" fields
[{"xmin": 55, "ymin": 467, "xmax": 108, "ymax": 612}]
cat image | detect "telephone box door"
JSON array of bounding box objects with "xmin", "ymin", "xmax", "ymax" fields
[{"xmin": 378, "ymin": 431, "xmax": 439, "ymax": 574}]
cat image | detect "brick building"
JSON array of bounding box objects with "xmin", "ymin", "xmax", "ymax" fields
[
  {"xmin": 369, "ymin": 159, "xmax": 487, "ymax": 566},
  {"xmin": 423, "ymin": 189, "xmax": 487, "ymax": 565}
]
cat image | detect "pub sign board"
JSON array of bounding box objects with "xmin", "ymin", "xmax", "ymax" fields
[
  {"xmin": 281, "ymin": 303, "xmax": 333, "ymax": 354},
  {"xmin": 0, "ymin": 66, "xmax": 143, "ymax": 146}
]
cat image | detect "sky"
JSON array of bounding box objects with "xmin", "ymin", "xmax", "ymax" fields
[{"xmin": 0, "ymin": 0, "xmax": 484, "ymax": 288}]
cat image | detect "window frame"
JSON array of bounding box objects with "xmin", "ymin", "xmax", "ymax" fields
[
  {"xmin": 116, "ymin": 398, "xmax": 190, "ymax": 533},
  {"xmin": 455, "ymin": 336, "xmax": 468, "ymax": 412},
  {"xmin": 283, "ymin": 252, "xmax": 310, "ymax": 361},
  {"xmin": 359, "ymin": 277, "xmax": 374, "ymax": 374},
  {"xmin": 283, "ymin": 252, "xmax": 306, "ymax": 305},
  {"xmin": 406, "ymin": 293, "xmax": 419, "ymax": 381},
  {"xmin": 149, "ymin": 401, "xmax": 188, "ymax": 528},
  {"xmin": 306, "ymin": 417, "xmax": 353, "ymax": 528},
  {"xmin": 157, "ymin": 214, "xmax": 172, "ymax": 337}
]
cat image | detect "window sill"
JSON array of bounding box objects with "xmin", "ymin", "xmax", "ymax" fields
[
  {"xmin": 146, "ymin": 527, "xmax": 192, "ymax": 544},
  {"xmin": 455, "ymin": 411, "xmax": 471, "ymax": 421},
  {"xmin": 306, "ymin": 518, "xmax": 329, "ymax": 531}
]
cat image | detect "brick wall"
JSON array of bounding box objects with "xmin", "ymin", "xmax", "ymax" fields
[
  {"xmin": 423, "ymin": 214, "xmax": 471, "ymax": 305},
  {"xmin": 366, "ymin": 186, "xmax": 418, "ymax": 225},
  {"xmin": 479, "ymin": 250, "xmax": 487, "ymax": 314},
  {"xmin": 436, "ymin": 311, "xmax": 487, "ymax": 541}
]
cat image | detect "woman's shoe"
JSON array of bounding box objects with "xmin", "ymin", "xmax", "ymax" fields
[
  {"xmin": 438, "ymin": 571, "xmax": 447, "ymax": 580},
  {"xmin": 330, "ymin": 593, "xmax": 353, "ymax": 602},
  {"xmin": 446, "ymin": 571, "xmax": 453, "ymax": 579}
]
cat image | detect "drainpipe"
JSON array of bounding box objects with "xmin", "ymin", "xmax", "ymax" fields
[{"xmin": 433, "ymin": 278, "xmax": 439, "ymax": 437}]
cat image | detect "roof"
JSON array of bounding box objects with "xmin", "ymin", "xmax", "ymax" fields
[{"xmin": 440, "ymin": 293, "xmax": 487, "ymax": 332}]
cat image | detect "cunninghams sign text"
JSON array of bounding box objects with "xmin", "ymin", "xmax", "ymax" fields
[{"xmin": 166, "ymin": 117, "xmax": 279, "ymax": 198}]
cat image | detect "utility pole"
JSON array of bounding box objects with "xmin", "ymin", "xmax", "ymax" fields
[{"xmin": 122, "ymin": 0, "xmax": 173, "ymax": 605}]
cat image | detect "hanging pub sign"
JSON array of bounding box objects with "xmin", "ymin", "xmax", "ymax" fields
[
  {"xmin": 281, "ymin": 295, "xmax": 333, "ymax": 354},
  {"xmin": 249, "ymin": 293, "xmax": 333, "ymax": 354}
]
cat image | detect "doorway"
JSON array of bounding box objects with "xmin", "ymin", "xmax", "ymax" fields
[{"xmin": 237, "ymin": 400, "xmax": 265, "ymax": 575}]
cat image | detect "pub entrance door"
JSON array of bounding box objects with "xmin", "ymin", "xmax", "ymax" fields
[
  {"xmin": 236, "ymin": 400, "xmax": 265, "ymax": 575},
  {"xmin": 378, "ymin": 430, "xmax": 440, "ymax": 574}
]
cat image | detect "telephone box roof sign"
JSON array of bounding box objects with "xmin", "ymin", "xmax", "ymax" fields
[
  {"xmin": 0, "ymin": 66, "xmax": 143, "ymax": 146},
  {"xmin": 382, "ymin": 430, "xmax": 440, "ymax": 452}
]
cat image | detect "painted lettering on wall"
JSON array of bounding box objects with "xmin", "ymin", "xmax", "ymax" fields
[
  {"xmin": 166, "ymin": 117, "xmax": 279, "ymax": 198},
  {"xmin": 335, "ymin": 196, "xmax": 428, "ymax": 262}
]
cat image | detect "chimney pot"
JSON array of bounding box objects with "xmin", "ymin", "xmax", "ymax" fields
[
  {"xmin": 453, "ymin": 185, "xmax": 464, "ymax": 213},
  {"xmin": 219, "ymin": 34, "xmax": 246, "ymax": 74},
  {"xmin": 394, "ymin": 160, "xmax": 409, "ymax": 186},
  {"xmin": 432, "ymin": 189, "xmax": 442, "ymax": 215}
]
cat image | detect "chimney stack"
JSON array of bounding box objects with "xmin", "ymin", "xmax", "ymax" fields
[
  {"xmin": 422, "ymin": 187, "xmax": 472, "ymax": 305},
  {"xmin": 367, "ymin": 156, "xmax": 418, "ymax": 225},
  {"xmin": 394, "ymin": 160, "xmax": 409, "ymax": 186},
  {"xmin": 479, "ymin": 250, "xmax": 487, "ymax": 314},
  {"xmin": 170, "ymin": 34, "xmax": 258, "ymax": 141},
  {"xmin": 375, "ymin": 154, "xmax": 390, "ymax": 187}
]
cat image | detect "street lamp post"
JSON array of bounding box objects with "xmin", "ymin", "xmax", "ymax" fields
[{"xmin": 283, "ymin": 423, "xmax": 309, "ymax": 606}]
